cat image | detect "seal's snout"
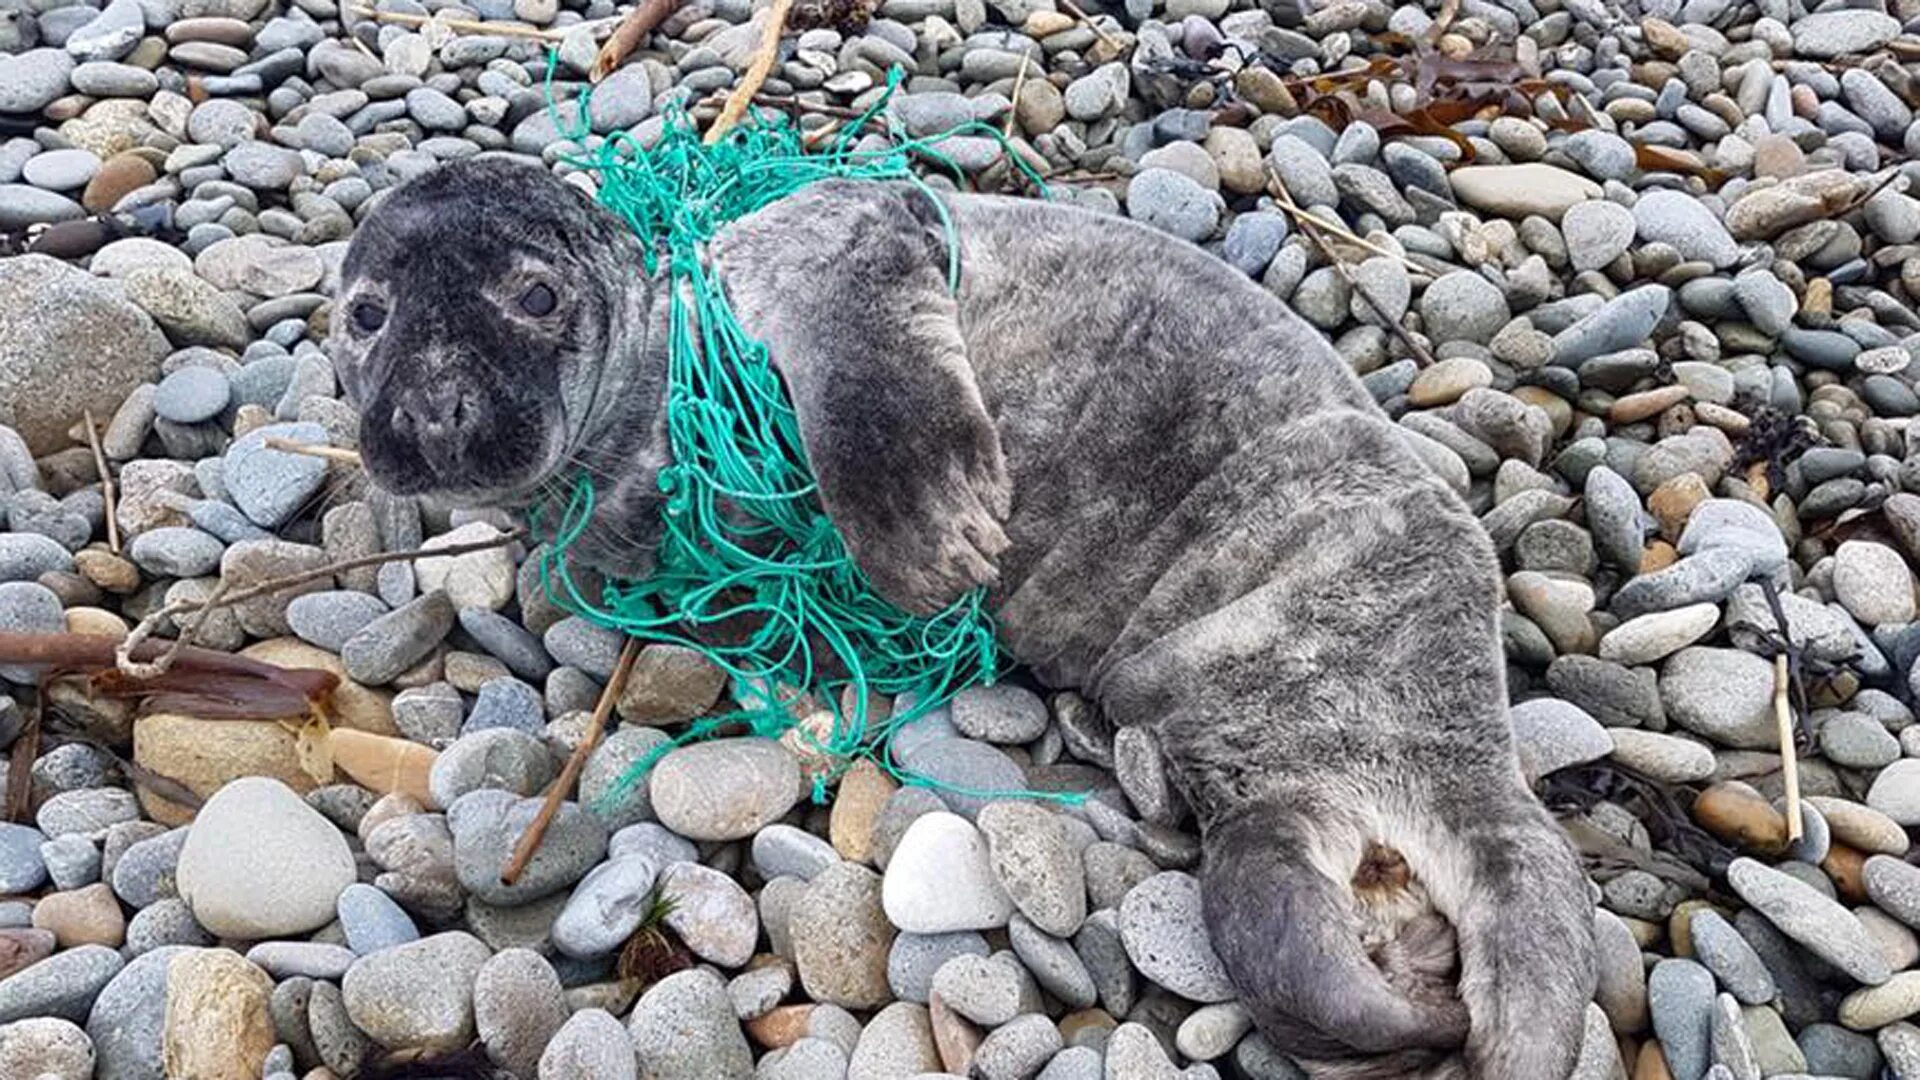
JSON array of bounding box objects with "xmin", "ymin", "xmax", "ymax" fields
[{"xmin": 385, "ymin": 379, "xmax": 488, "ymax": 465}]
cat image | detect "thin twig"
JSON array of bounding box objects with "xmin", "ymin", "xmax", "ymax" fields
[
  {"xmin": 705, "ymin": 0, "xmax": 796, "ymax": 145},
  {"xmin": 1268, "ymin": 170, "xmax": 1436, "ymax": 368},
  {"xmin": 502, "ymin": 637, "xmax": 641, "ymax": 884},
  {"xmin": 348, "ymin": 5, "xmax": 572, "ymax": 41},
  {"xmin": 1428, "ymin": 0, "xmax": 1460, "ymax": 40},
  {"xmin": 263, "ymin": 437, "xmax": 365, "ymax": 467},
  {"xmin": 1835, "ymin": 168, "xmax": 1904, "ymax": 216},
  {"xmin": 116, "ymin": 580, "xmax": 230, "ymax": 681},
  {"xmin": 803, "ymin": 120, "xmax": 844, "ymax": 148},
  {"xmin": 1774, "ymin": 652, "xmax": 1803, "ymax": 844},
  {"xmin": 1266, "ymin": 196, "xmax": 1426, "ymax": 275},
  {"xmin": 592, "ymin": 0, "xmax": 686, "ymax": 81},
  {"xmin": 115, "ymin": 528, "xmax": 528, "ymax": 678},
  {"xmin": 1006, "ymin": 51, "xmax": 1031, "ymax": 139},
  {"xmin": 81, "ymin": 409, "xmax": 120, "ymax": 555},
  {"xmin": 1056, "ymin": 0, "xmax": 1121, "ymax": 51}
]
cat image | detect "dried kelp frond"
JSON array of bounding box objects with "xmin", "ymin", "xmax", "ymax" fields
[
  {"xmin": 1732, "ymin": 406, "xmax": 1820, "ymax": 494},
  {"xmin": 790, "ymin": 0, "xmax": 879, "ymax": 33},
  {"xmin": 0, "ymin": 632, "xmax": 337, "ymax": 721}
]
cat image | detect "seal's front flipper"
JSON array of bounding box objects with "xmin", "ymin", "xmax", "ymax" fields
[{"xmin": 712, "ymin": 180, "xmax": 1011, "ymax": 616}]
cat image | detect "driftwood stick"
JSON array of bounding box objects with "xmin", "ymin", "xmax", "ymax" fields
[
  {"xmin": 81, "ymin": 409, "xmax": 120, "ymax": 554},
  {"xmin": 349, "ymin": 5, "xmax": 572, "ymax": 40},
  {"xmin": 1268, "ymin": 170, "xmax": 1436, "ymax": 369},
  {"xmin": 263, "ymin": 437, "xmax": 365, "ymax": 467},
  {"xmin": 116, "ymin": 580, "xmax": 230, "ymax": 681},
  {"xmin": 502, "ymin": 637, "xmax": 642, "ymax": 884},
  {"xmin": 1056, "ymin": 0, "xmax": 1121, "ymax": 51},
  {"xmin": 1266, "ymin": 197, "xmax": 1427, "ymax": 275},
  {"xmin": 1005, "ymin": 51, "xmax": 1031, "ymax": 139},
  {"xmin": 1775, "ymin": 652, "xmax": 1803, "ymax": 843},
  {"xmin": 591, "ymin": 0, "xmax": 686, "ymax": 81},
  {"xmin": 705, "ymin": 0, "xmax": 796, "ymax": 144}
]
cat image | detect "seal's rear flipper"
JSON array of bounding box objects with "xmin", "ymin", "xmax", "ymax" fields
[
  {"xmin": 712, "ymin": 180, "xmax": 1011, "ymax": 616},
  {"xmin": 1201, "ymin": 805, "xmax": 1472, "ymax": 1059}
]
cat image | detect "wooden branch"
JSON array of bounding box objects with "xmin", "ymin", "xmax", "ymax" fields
[
  {"xmin": 115, "ymin": 527, "xmax": 528, "ymax": 678},
  {"xmin": 116, "ymin": 580, "xmax": 228, "ymax": 681},
  {"xmin": 591, "ymin": 0, "xmax": 686, "ymax": 82},
  {"xmin": 263, "ymin": 437, "xmax": 364, "ymax": 467},
  {"xmin": 81, "ymin": 408, "xmax": 119, "ymax": 554},
  {"xmin": 1006, "ymin": 51, "xmax": 1031, "ymax": 139},
  {"xmin": 1057, "ymin": 0, "xmax": 1121, "ymax": 52},
  {"xmin": 348, "ymin": 5, "xmax": 572, "ymax": 41},
  {"xmin": 705, "ymin": 0, "xmax": 796, "ymax": 145},
  {"xmin": 1267, "ymin": 170, "xmax": 1436, "ymax": 369},
  {"xmin": 501, "ymin": 637, "xmax": 642, "ymax": 884},
  {"xmin": 1775, "ymin": 652, "xmax": 1803, "ymax": 844},
  {"xmin": 1266, "ymin": 196, "xmax": 1426, "ymax": 275}
]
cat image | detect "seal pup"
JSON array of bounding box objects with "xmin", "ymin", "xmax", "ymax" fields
[{"xmin": 329, "ymin": 155, "xmax": 1597, "ymax": 1079}]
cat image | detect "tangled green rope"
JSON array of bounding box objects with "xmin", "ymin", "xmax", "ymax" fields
[{"xmin": 535, "ymin": 58, "xmax": 1080, "ymax": 808}]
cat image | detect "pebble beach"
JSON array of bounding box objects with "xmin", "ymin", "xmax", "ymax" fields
[{"xmin": 8, "ymin": 0, "xmax": 1920, "ymax": 1074}]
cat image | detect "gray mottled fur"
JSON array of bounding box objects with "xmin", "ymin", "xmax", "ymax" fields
[{"xmin": 331, "ymin": 156, "xmax": 1596, "ymax": 1078}]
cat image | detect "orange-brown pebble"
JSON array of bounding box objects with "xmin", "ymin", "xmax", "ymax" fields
[
  {"xmin": 1634, "ymin": 1040, "xmax": 1675, "ymax": 1080},
  {"xmin": 1639, "ymin": 540, "xmax": 1680, "ymax": 573},
  {"xmin": 81, "ymin": 153, "xmax": 157, "ymax": 213},
  {"xmin": 1610, "ymin": 385, "xmax": 1692, "ymax": 425},
  {"xmin": 1692, "ymin": 781, "xmax": 1790, "ymax": 856},
  {"xmin": 744, "ymin": 1004, "xmax": 813, "ymax": 1049},
  {"xmin": 1824, "ymin": 841, "xmax": 1869, "ymax": 904},
  {"xmin": 1648, "ymin": 473, "xmax": 1711, "ymax": 540},
  {"xmin": 830, "ymin": 758, "xmax": 898, "ymax": 864},
  {"xmin": 30, "ymin": 884, "xmax": 125, "ymax": 948}
]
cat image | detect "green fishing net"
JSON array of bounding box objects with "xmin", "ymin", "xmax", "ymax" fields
[{"xmin": 535, "ymin": 59, "xmax": 1080, "ymax": 808}]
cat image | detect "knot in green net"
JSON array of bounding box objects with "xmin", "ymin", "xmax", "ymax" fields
[{"xmin": 534, "ymin": 58, "xmax": 1079, "ymax": 809}]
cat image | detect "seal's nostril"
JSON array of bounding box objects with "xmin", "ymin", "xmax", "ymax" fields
[{"xmin": 390, "ymin": 402, "xmax": 417, "ymax": 439}]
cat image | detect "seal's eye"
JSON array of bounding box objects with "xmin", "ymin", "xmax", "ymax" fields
[
  {"xmin": 352, "ymin": 300, "xmax": 386, "ymax": 334},
  {"xmin": 519, "ymin": 283, "xmax": 557, "ymax": 317}
]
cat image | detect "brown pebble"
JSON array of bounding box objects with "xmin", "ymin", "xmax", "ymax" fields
[
  {"xmin": 1610, "ymin": 385, "xmax": 1692, "ymax": 425},
  {"xmin": 744, "ymin": 1004, "xmax": 813, "ymax": 1049},
  {"xmin": 30, "ymin": 883, "xmax": 126, "ymax": 948},
  {"xmin": 81, "ymin": 153, "xmax": 157, "ymax": 214},
  {"xmin": 1634, "ymin": 1040, "xmax": 1674, "ymax": 1080},
  {"xmin": 1825, "ymin": 841, "xmax": 1869, "ymax": 904},
  {"xmin": 830, "ymin": 758, "xmax": 897, "ymax": 864},
  {"xmin": 1639, "ymin": 540, "xmax": 1679, "ymax": 573},
  {"xmin": 1648, "ymin": 473, "xmax": 1711, "ymax": 540},
  {"xmin": 73, "ymin": 548, "xmax": 141, "ymax": 594},
  {"xmin": 1639, "ymin": 17, "xmax": 1688, "ymax": 57},
  {"xmin": 1666, "ymin": 898, "xmax": 1726, "ymax": 958},
  {"xmin": 1692, "ymin": 781, "xmax": 1789, "ymax": 856}
]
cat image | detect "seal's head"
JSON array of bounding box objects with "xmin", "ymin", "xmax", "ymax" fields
[{"xmin": 330, "ymin": 156, "xmax": 669, "ymax": 573}]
